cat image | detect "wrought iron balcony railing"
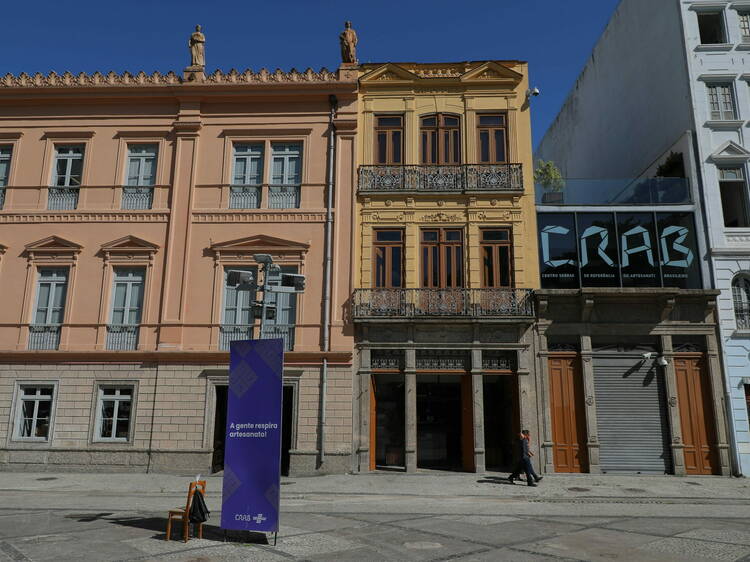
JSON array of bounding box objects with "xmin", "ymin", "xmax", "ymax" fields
[
  {"xmin": 262, "ymin": 323, "xmax": 295, "ymax": 352},
  {"xmin": 269, "ymin": 184, "xmax": 300, "ymax": 208},
  {"xmin": 122, "ymin": 187, "xmax": 154, "ymax": 210},
  {"xmin": 220, "ymin": 323, "xmax": 296, "ymax": 351},
  {"xmin": 352, "ymin": 288, "xmax": 535, "ymax": 319},
  {"xmin": 229, "ymin": 186, "xmax": 261, "ymax": 209},
  {"xmin": 220, "ymin": 325, "xmax": 254, "ymax": 351},
  {"xmin": 48, "ymin": 187, "xmax": 79, "ymax": 210},
  {"xmin": 28, "ymin": 325, "xmax": 61, "ymax": 350},
  {"xmin": 358, "ymin": 164, "xmax": 523, "ymax": 193},
  {"xmin": 106, "ymin": 325, "xmax": 139, "ymax": 350}
]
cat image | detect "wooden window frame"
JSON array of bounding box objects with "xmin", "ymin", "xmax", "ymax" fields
[
  {"xmin": 476, "ymin": 113, "xmax": 509, "ymax": 164},
  {"xmin": 374, "ymin": 115, "xmax": 404, "ymax": 165},
  {"xmin": 420, "ymin": 113, "xmax": 461, "ymax": 165},
  {"xmin": 480, "ymin": 227, "xmax": 515, "ymax": 288},
  {"xmin": 420, "ymin": 228, "xmax": 464, "ymax": 288},
  {"xmin": 372, "ymin": 229, "xmax": 405, "ymax": 288}
]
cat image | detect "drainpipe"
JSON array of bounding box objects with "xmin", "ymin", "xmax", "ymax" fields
[{"xmin": 320, "ymin": 94, "xmax": 338, "ymax": 465}]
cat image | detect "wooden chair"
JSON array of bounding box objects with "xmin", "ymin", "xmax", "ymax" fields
[{"xmin": 166, "ymin": 480, "xmax": 206, "ymax": 542}]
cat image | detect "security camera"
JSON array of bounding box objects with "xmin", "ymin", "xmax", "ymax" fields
[
  {"xmin": 642, "ymin": 352, "xmax": 653, "ymax": 360},
  {"xmin": 657, "ymin": 356, "xmax": 669, "ymax": 367},
  {"xmin": 253, "ymin": 253, "xmax": 274, "ymax": 265},
  {"xmin": 526, "ymin": 87, "xmax": 540, "ymax": 98}
]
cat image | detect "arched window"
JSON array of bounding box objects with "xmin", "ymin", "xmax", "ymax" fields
[
  {"xmin": 732, "ymin": 275, "xmax": 750, "ymax": 330},
  {"xmin": 420, "ymin": 114, "xmax": 461, "ymax": 165}
]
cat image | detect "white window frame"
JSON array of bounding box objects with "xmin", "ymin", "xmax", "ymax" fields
[
  {"xmin": 13, "ymin": 383, "xmax": 57, "ymax": 442},
  {"xmin": 270, "ymin": 143, "xmax": 303, "ymax": 209},
  {"xmin": 270, "ymin": 143, "xmax": 302, "ymax": 185},
  {"xmin": 0, "ymin": 145, "xmax": 11, "ymax": 187},
  {"xmin": 739, "ymin": 11, "xmax": 750, "ymax": 43},
  {"xmin": 733, "ymin": 274, "xmax": 750, "ymax": 331},
  {"xmin": 33, "ymin": 268, "xmax": 68, "ymax": 325},
  {"xmin": 707, "ymin": 83, "xmax": 737, "ymax": 121},
  {"xmin": 93, "ymin": 385, "xmax": 134, "ymax": 443},
  {"xmin": 51, "ymin": 145, "xmax": 84, "ymax": 187},
  {"xmin": 232, "ymin": 143, "xmax": 264, "ymax": 186},
  {"xmin": 222, "ymin": 265, "xmax": 257, "ymax": 326},
  {"xmin": 110, "ymin": 267, "xmax": 145, "ymax": 326},
  {"xmin": 125, "ymin": 144, "xmax": 158, "ymax": 187}
]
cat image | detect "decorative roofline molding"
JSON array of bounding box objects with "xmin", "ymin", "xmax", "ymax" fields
[{"xmin": 0, "ymin": 67, "xmax": 349, "ymax": 90}]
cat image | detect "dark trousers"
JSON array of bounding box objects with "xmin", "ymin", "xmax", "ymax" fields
[{"xmin": 510, "ymin": 457, "xmax": 539, "ymax": 485}]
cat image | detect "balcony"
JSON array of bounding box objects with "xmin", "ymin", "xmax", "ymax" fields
[
  {"xmin": 229, "ymin": 186, "xmax": 260, "ymax": 209},
  {"xmin": 269, "ymin": 185, "xmax": 300, "ymax": 208},
  {"xmin": 48, "ymin": 187, "xmax": 79, "ymax": 210},
  {"xmin": 352, "ymin": 288, "xmax": 535, "ymax": 319},
  {"xmin": 358, "ymin": 164, "xmax": 523, "ymax": 193},
  {"xmin": 122, "ymin": 187, "xmax": 154, "ymax": 210},
  {"xmin": 220, "ymin": 323, "xmax": 295, "ymax": 351},
  {"xmin": 106, "ymin": 325, "xmax": 139, "ymax": 350},
  {"xmin": 28, "ymin": 325, "xmax": 61, "ymax": 350},
  {"xmin": 263, "ymin": 324, "xmax": 295, "ymax": 351},
  {"xmin": 219, "ymin": 325, "xmax": 254, "ymax": 351}
]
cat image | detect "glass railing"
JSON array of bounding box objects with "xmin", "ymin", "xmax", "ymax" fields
[{"xmin": 535, "ymin": 177, "xmax": 691, "ymax": 206}]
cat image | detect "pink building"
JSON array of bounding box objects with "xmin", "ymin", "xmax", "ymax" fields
[{"xmin": 0, "ymin": 65, "xmax": 358, "ymax": 474}]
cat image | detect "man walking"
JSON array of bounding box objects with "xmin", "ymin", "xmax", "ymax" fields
[{"xmin": 508, "ymin": 430, "xmax": 543, "ymax": 486}]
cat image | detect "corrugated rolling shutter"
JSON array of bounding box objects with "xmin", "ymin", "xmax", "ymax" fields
[{"xmin": 593, "ymin": 353, "xmax": 673, "ymax": 474}]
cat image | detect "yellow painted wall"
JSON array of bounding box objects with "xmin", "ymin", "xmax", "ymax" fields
[{"xmin": 354, "ymin": 61, "xmax": 540, "ymax": 290}]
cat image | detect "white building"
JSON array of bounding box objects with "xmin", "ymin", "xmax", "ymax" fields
[{"xmin": 536, "ymin": 0, "xmax": 750, "ymax": 475}]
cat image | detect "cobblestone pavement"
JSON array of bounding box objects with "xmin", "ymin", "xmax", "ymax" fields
[{"xmin": 0, "ymin": 472, "xmax": 749, "ymax": 561}]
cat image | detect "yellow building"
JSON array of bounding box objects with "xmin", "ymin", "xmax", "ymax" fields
[{"xmin": 352, "ymin": 61, "xmax": 540, "ymax": 473}]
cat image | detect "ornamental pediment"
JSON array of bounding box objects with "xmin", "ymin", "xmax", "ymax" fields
[
  {"xmin": 359, "ymin": 64, "xmax": 420, "ymax": 84},
  {"xmin": 460, "ymin": 62, "xmax": 523, "ymax": 84},
  {"xmin": 710, "ymin": 141, "xmax": 750, "ymax": 163},
  {"xmin": 24, "ymin": 235, "xmax": 82, "ymax": 253},
  {"xmin": 100, "ymin": 235, "xmax": 159, "ymax": 253},
  {"xmin": 210, "ymin": 234, "xmax": 309, "ymax": 255}
]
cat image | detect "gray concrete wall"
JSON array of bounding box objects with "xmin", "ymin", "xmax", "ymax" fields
[{"xmin": 535, "ymin": 0, "xmax": 692, "ymax": 179}]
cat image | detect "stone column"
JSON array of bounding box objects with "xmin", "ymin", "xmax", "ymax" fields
[
  {"xmin": 537, "ymin": 326, "xmax": 555, "ymax": 474},
  {"xmin": 358, "ymin": 346, "xmax": 372, "ymax": 472},
  {"xmin": 404, "ymin": 347, "xmax": 417, "ymax": 473},
  {"xmin": 706, "ymin": 331, "xmax": 732, "ymax": 476},
  {"xmin": 661, "ymin": 335, "xmax": 686, "ymax": 476},
  {"xmin": 471, "ymin": 348, "xmax": 485, "ymax": 473},
  {"xmin": 580, "ymin": 335, "xmax": 601, "ymax": 474}
]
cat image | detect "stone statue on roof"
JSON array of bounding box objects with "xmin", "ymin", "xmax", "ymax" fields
[
  {"xmin": 340, "ymin": 21, "xmax": 358, "ymax": 65},
  {"xmin": 189, "ymin": 25, "xmax": 206, "ymax": 68}
]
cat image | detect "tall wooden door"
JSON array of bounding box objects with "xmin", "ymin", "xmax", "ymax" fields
[
  {"xmin": 549, "ymin": 355, "xmax": 588, "ymax": 472},
  {"xmin": 674, "ymin": 356, "xmax": 719, "ymax": 475}
]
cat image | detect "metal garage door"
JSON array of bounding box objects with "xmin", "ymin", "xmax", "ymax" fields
[{"xmin": 593, "ymin": 352, "xmax": 673, "ymax": 474}]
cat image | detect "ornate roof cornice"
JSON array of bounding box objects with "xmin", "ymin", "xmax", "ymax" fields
[{"xmin": 0, "ymin": 67, "xmax": 349, "ymax": 90}]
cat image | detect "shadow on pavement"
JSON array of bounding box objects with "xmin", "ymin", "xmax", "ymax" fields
[
  {"xmin": 96, "ymin": 514, "xmax": 270, "ymax": 544},
  {"xmin": 477, "ymin": 476, "xmax": 527, "ymax": 486}
]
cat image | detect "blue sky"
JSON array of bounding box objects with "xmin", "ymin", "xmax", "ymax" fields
[{"xmin": 3, "ymin": 0, "xmax": 620, "ymax": 147}]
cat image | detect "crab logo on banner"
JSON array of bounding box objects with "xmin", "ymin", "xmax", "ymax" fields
[{"xmin": 221, "ymin": 339, "xmax": 284, "ymax": 533}]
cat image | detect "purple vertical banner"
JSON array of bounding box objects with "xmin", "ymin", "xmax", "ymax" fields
[{"xmin": 221, "ymin": 338, "xmax": 283, "ymax": 533}]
